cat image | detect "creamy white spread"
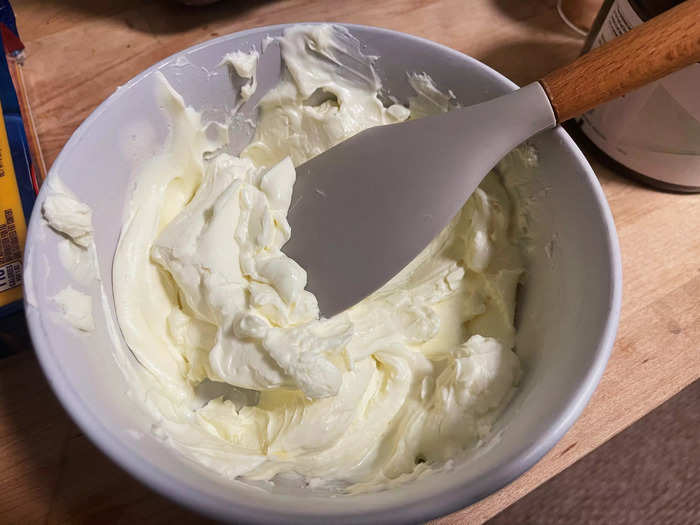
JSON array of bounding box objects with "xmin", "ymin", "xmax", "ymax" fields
[
  {"xmin": 112, "ymin": 25, "xmax": 528, "ymax": 493},
  {"xmin": 221, "ymin": 50, "xmax": 259, "ymax": 101},
  {"xmin": 52, "ymin": 285, "xmax": 94, "ymax": 332},
  {"xmin": 42, "ymin": 178, "xmax": 93, "ymax": 247},
  {"xmin": 42, "ymin": 178, "xmax": 96, "ymax": 331}
]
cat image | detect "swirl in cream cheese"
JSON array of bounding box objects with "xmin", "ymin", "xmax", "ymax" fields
[{"xmin": 113, "ymin": 24, "xmax": 527, "ymax": 493}]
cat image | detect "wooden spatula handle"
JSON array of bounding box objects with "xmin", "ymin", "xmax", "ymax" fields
[{"xmin": 540, "ymin": 0, "xmax": 700, "ymax": 123}]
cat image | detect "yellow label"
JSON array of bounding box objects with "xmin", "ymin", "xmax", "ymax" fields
[{"xmin": 0, "ymin": 98, "xmax": 26, "ymax": 307}]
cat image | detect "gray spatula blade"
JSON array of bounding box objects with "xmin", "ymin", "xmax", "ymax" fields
[{"xmin": 283, "ymin": 82, "xmax": 555, "ymax": 317}]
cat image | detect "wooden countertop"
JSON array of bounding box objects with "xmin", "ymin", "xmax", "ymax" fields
[{"xmin": 2, "ymin": 0, "xmax": 699, "ymax": 523}]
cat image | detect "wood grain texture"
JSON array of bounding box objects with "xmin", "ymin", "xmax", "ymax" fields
[
  {"xmin": 541, "ymin": 0, "xmax": 700, "ymax": 122},
  {"xmin": 2, "ymin": 1, "xmax": 699, "ymax": 524}
]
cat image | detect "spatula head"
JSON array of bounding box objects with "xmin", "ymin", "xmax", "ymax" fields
[{"xmin": 283, "ymin": 83, "xmax": 555, "ymax": 316}]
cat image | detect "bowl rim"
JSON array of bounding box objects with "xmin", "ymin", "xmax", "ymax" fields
[{"xmin": 25, "ymin": 22, "xmax": 622, "ymax": 524}]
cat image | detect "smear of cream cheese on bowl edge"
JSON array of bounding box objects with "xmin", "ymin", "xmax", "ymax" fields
[
  {"xmin": 41, "ymin": 24, "xmax": 539, "ymax": 494},
  {"xmin": 41, "ymin": 177, "xmax": 96, "ymax": 332}
]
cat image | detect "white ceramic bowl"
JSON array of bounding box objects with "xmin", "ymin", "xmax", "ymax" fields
[{"xmin": 24, "ymin": 24, "xmax": 622, "ymax": 524}]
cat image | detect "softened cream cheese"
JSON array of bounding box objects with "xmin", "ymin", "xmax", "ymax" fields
[
  {"xmin": 112, "ymin": 24, "xmax": 528, "ymax": 493},
  {"xmin": 42, "ymin": 177, "xmax": 96, "ymax": 331},
  {"xmin": 52, "ymin": 285, "xmax": 94, "ymax": 332}
]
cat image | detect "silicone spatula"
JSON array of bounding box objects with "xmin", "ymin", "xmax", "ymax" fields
[{"xmin": 283, "ymin": 0, "xmax": 700, "ymax": 316}]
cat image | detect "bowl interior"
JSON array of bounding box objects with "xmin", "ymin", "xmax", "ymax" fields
[{"xmin": 24, "ymin": 24, "xmax": 620, "ymax": 524}]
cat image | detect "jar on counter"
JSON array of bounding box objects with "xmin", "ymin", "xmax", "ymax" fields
[{"xmin": 573, "ymin": 0, "xmax": 700, "ymax": 192}]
